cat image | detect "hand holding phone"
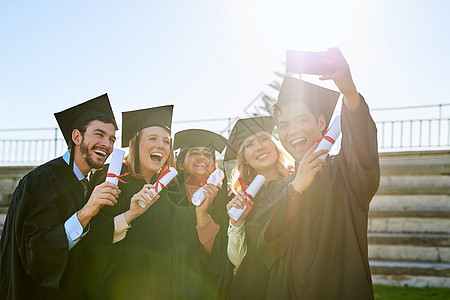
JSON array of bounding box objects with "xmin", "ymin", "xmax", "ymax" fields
[{"xmin": 286, "ymin": 50, "xmax": 335, "ymax": 75}]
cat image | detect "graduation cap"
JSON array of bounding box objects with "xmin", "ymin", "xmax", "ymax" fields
[
  {"xmin": 274, "ymin": 76, "xmax": 340, "ymax": 129},
  {"xmin": 54, "ymin": 93, "xmax": 117, "ymax": 169},
  {"xmin": 173, "ymin": 129, "xmax": 227, "ymax": 153},
  {"xmin": 224, "ymin": 116, "xmax": 275, "ymax": 161},
  {"xmin": 121, "ymin": 105, "xmax": 174, "ymax": 173},
  {"xmin": 54, "ymin": 93, "xmax": 117, "ymax": 146}
]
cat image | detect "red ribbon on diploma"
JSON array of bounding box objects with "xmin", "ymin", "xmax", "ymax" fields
[
  {"xmin": 106, "ymin": 172, "xmax": 130, "ymax": 183},
  {"xmin": 197, "ymin": 177, "xmax": 208, "ymax": 188},
  {"xmin": 154, "ymin": 168, "xmax": 171, "ymax": 193},
  {"xmin": 316, "ymin": 128, "xmax": 336, "ymax": 145},
  {"xmin": 238, "ymin": 177, "xmax": 253, "ymax": 211},
  {"xmin": 323, "ymin": 135, "xmax": 335, "ymax": 144}
]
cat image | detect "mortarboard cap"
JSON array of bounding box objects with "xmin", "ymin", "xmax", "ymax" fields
[
  {"xmin": 173, "ymin": 129, "xmax": 227, "ymax": 153},
  {"xmin": 224, "ymin": 116, "xmax": 275, "ymax": 161},
  {"xmin": 274, "ymin": 76, "xmax": 340, "ymax": 129},
  {"xmin": 121, "ymin": 105, "xmax": 174, "ymax": 147},
  {"xmin": 54, "ymin": 93, "xmax": 118, "ymax": 146}
]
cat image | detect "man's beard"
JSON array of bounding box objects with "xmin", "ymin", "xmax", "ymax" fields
[{"xmin": 80, "ymin": 137, "xmax": 106, "ymax": 169}]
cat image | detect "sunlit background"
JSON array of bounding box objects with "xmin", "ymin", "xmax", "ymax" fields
[{"xmin": 1, "ymin": 0, "xmax": 449, "ymax": 135}]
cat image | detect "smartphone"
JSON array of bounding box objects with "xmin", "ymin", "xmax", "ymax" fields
[{"xmin": 286, "ymin": 50, "xmax": 335, "ymax": 75}]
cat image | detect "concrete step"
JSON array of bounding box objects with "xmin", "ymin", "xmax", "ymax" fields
[
  {"xmin": 0, "ymin": 166, "xmax": 33, "ymax": 206},
  {"xmin": 0, "ymin": 178, "xmax": 17, "ymax": 205},
  {"xmin": 370, "ymin": 260, "xmax": 450, "ymax": 288},
  {"xmin": 369, "ymin": 233, "xmax": 450, "ymax": 247},
  {"xmin": 379, "ymin": 150, "xmax": 450, "ymax": 176},
  {"xmin": 0, "ymin": 206, "xmax": 7, "ymax": 227},
  {"xmin": 369, "ymin": 244, "xmax": 450, "ymax": 263},
  {"xmin": 377, "ymin": 175, "xmax": 450, "ymax": 194},
  {"xmin": 368, "ymin": 233, "xmax": 450, "ymax": 263},
  {"xmin": 369, "ymin": 210, "xmax": 450, "ymax": 218},
  {"xmin": 368, "ymin": 217, "xmax": 450, "ymax": 234},
  {"xmin": 370, "ymin": 260, "xmax": 450, "ymax": 276},
  {"xmin": 370, "ymin": 194, "xmax": 450, "ymax": 212},
  {"xmin": 368, "ymin": 231, "xmax": 450, "ymax": 261}
]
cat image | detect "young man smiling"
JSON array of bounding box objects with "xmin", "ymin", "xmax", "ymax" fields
[
  {"xmin": 258, "ymin": 48, "xmax": 380, "ymax": 299},
  {"xmin": 0, "ymin": 94, "xmax": 120, "ymax": 299}
]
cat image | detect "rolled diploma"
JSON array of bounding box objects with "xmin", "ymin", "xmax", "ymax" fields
[
  {"xmin": 138, "ymin": 167, "xmax": 178, "ymax": 208},
  {"xmin": 105, "ymin": 149, "xmax": 126, "ymax": 186},
  {"xmin": 313, "ymin": 115, "xmax": 341, "ymax": 160},
  {"xmin": 228, "ymin": 175, "xmax": 266, "ymax": 221},
  {"xmin": 191, "ymin": 169, "xmax": 225, "ymax": 206}
]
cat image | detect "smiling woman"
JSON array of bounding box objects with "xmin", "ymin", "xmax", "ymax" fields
[
  {"xmin": 167, "ymin": 128, "xmax": 234, "ymax": 299},
  {"xmin": 84, "ymin": 105, "xmax": 177, "ymax": 299},
  {"xmin": 223, "ymin": 116, "xmax": 294, "ymax": 299}
]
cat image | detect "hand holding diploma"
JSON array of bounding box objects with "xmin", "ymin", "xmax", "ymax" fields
[
  {"xmin": 228, "ymin": 175, "xmax": 266, "ymax": 222},
  {"xmin": 192, "ymin": 169, "xmax": 225, "ymax": 206},
  {"xmin": 195, "ymin": 184, "xmax": 219, "ymax": 225},
  {"xmin": 227, "ymin": 191, "xmax": 254, "ymax": 227},
  {"xmin": 313, "ymin": 115, "xmax": 341, "ymax": 160},
  {"xmin": 292, "ymin": 142, "xmax": 328, "ymax": 194},
  {"xmin": 124, "ymin": 184, "xmax": 160, "ymax": 223},
  {"xmin": 138, "ymin": 167, "xmax": 178, "ymax": 208},
  {"xmin": 78, "ymin": 182, "xmax": 121, "ymax": 229},
  {"xmin": 105, "ymin": 149, "xmax": 126, "ymax": 185}
]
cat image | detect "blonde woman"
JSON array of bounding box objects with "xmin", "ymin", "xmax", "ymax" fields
[{"xmin": 224, "ymin": 116, "xmax": 293, "ymax": 300}]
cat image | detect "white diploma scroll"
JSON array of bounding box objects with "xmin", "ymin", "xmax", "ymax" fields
[
  {"xmin": 313, "ymin": 115, "xmax": 341, "ymax": 160},
  {"xmin": 228, "ymin": 175, "xmax": 266, "ymax": 221},
  {"xmin": 138, "ymin": 167, "xmax": 178, "ymax": 208},
  {"xmin": 105, "ymin": 149, "xmax": 126, "ymax": 186},
  {"xmin": 191, "ymin": 168, "xmax": 225, "ymax": 206}
]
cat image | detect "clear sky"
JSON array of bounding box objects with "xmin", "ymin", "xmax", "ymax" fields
[{"xmin": 1, "ymin": 0, "xmax": 449, "ymax": 137}]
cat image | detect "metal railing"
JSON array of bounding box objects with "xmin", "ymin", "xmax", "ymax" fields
[
  {"xmin": 371, "ymin": 103, "xmax": 450, "ymax": 151},
  {"xmin": 376, "ymin": 118, "xmax": 450, "ymax": 150},
  {"xmin": 0, "ymin": 127, "xmax": 65, "ymax": 165},
  {"xmin": 1, "ymin": 104, "xmax": 449, "ymax": 165},
  {"xmin": 0, "ymin": 118, "xmax": 239, "ymax": 165}
]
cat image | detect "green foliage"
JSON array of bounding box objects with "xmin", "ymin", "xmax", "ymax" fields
[{"xmin": 373, "ymin": 284, "xmax": 450, "ymax": 300}]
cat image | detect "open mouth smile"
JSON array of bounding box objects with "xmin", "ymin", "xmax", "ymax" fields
[
  {"xmin": 256, "ymin": 152, "xmax": 269, "ymax": 160},
  {"xmin": 195, "ymin": 163, "xmax": 207, "ymax": 168},
  {"xmin": 93, "ymin": 148, "xmax": 108, "ymax": 157},
  {"xmin": 150, "ymin": 152, "xmax": 163, "ymax": 162},
  {"xmin": 290, "ymin": 137, "xmax": 307, "ymax": 148}
]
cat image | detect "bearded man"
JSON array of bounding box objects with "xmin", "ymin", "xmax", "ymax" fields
[{"xmin": 0, "ymin": 94, "xmax": 120, "ymax": 299}]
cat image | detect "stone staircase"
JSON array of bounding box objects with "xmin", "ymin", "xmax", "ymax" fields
[
  {"xmin": 0, "ymin": 165, "xmax": 34, "ymax": 236},
  {"xmin": 369, "ymin": 150, "xmax": 450, "ymax": 287}
]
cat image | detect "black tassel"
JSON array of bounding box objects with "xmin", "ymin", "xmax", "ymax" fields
[
  {"xmin": 69, "ymin": 143, "xmax": 75, "ymax": 171},
  {"xmin": 135, "ymin": 132, "xmax": 140, "ymax": 174}
]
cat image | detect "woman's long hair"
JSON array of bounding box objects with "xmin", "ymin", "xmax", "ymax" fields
[
  {"xmin": 232, "ymin": 131, "xmax": 293, "ymax": 192},
  {"xmin": 124, "ymin": 129, "xmax": 175, "ymax": 179}
]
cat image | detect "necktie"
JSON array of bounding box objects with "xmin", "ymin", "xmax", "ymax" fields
[{"xmin": 80, "ymin": 178, "xmax": 89, "ymax": 198}]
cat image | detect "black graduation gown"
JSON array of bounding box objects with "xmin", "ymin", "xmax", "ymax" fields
[
  {"xmin": 0, "ymin": 157, "xmax": 88, "ymax": 299},
  {"xmin": 227, "ymin": 178, "xmax": 290, "ymax": 300},
  {"xmin": 167, "ymin": 173, "xmax": 234, "ymax": 300},
  {"xmin": 257, "ymin": 98, "xmax": 380, "ymax": 299},
  {"xmin": 86, "ymin": 165, "xmax": 173, "ymax": 300}
]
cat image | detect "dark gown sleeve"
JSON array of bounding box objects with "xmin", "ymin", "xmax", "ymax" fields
[
  {"xmin": 14, "ymin": 169, "xmax": 74, "ymax": 288},
  {"xmin": 168, "ymin": 193, "xmax": 209, "ymax": 299},
  {"xmin": 339, "ymin": 95, "xmax": 380, "ymax": 207},
  {"xmin": 255, "ymin": 181, "xmax": 302, "ymax": 270},
  {"xmin": 83, "ymin": 165, "xmax": 136, "ymax": 299},
  {"xmin": 207, "ymin": 189, "xmax": 235, "ymax": 300},
  {"xmin": 167, "ymin": 184, "xmax": 234, "ymax": 300}
]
